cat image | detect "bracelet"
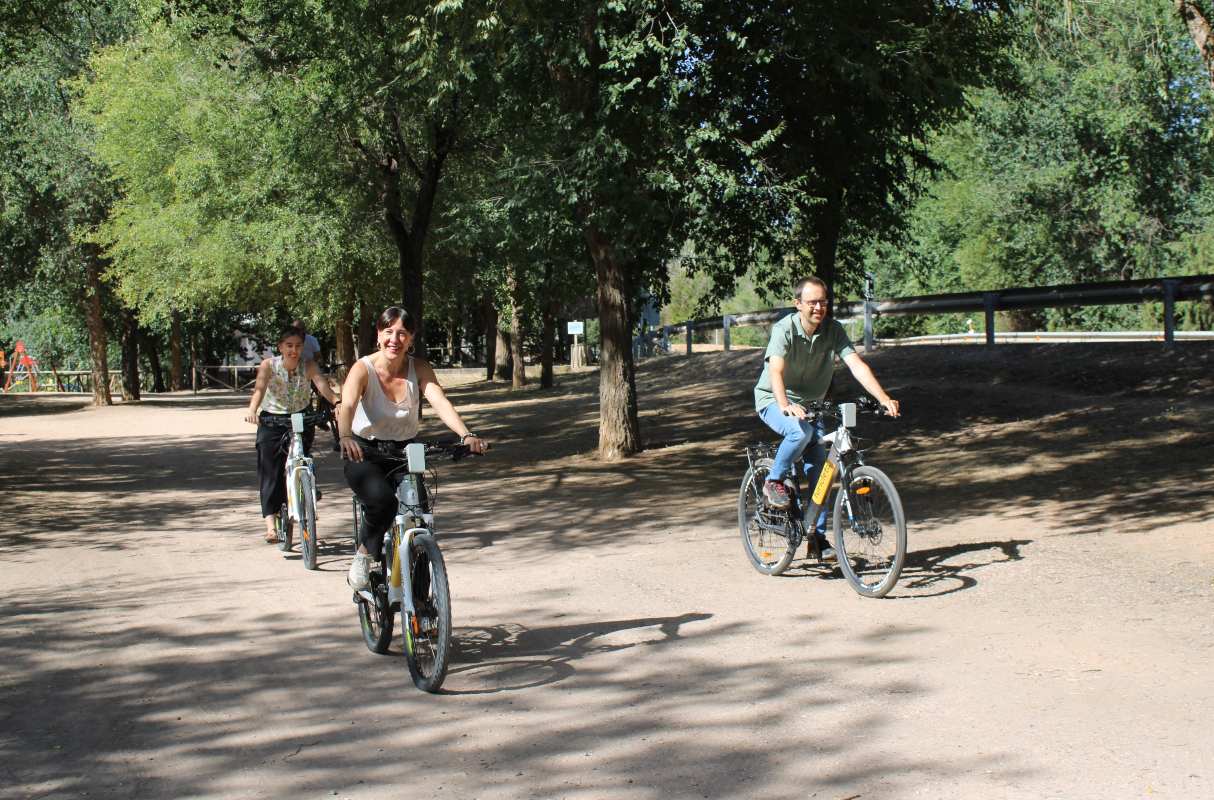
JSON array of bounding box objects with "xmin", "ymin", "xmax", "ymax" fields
[
  {"xmin": 460, "ymin": 433, "xmax": 477, "ymax": 442},
  {"xmin": 339, "ymin": 435, "xmax": 354, "ymax": 441}
]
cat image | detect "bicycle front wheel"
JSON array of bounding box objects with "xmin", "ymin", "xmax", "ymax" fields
[
  {"xmin": 298, "ymin": 473, "xmax": 318, "ymax": 570},
  {"xmin": 738, "ymin": 458, "xmax": 798, "ymax": 576},
  {"xmin": 403, "ymin": 533, "xmax": 452, "ymax": 693},
  {"xmin": 832, "ymin": 466, "xmax": 907, "ymax": 598}
]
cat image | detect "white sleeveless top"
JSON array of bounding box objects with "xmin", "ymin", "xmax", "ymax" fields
[{"xmin": 352, "ymin": 355, "xmax": 420, "ymax": 441}]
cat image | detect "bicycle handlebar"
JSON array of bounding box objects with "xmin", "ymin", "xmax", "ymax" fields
[
  {"xmin": 258, "ymin": 408, "xmax": 335, "ymax": 428},
  {"xmin": 348, "ymin": 438, "xmax": 482, "ymax": 462},
  {"xmin": 782, "ymin": 397, "xmax": 892, "ymax": 420}
]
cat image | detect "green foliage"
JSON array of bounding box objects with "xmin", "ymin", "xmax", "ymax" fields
[
  {"xmin": 682, "ymin": 0, "xmax": 1017, "ymax": 301},
  {"xmin": 867, "ymin": 0, "xmax": 1214, "ymax": 332},
  {"xmin": 0, "ymin": 305, "xmax": 92, "ymax": 371},
  {"xmin": 79, "ymin": 23, "xmax": 395, "ymax": 326}
]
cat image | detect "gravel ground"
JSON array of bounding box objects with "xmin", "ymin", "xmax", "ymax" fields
[{"xmin": 1, "ymin": 342, "xmax": 1212, "ymax": 800}]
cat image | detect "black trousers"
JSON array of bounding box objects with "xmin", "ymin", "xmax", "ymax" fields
[
  {"xmin": 256, "ymin": 413, "xmax": 315, "ymax": 517},
  {"xmin": 344, "ymin": 441, "xmax": 429, "ymax": 558}
]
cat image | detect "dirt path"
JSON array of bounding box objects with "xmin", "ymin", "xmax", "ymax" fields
[{"xmin": 2, "ymin": 343, "xmax": 1212, "ymax": 799}]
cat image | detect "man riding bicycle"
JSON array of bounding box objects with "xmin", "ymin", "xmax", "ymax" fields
[{"xmin": 754, "ymin": 276, "xmax": 900, "ymax": 555}]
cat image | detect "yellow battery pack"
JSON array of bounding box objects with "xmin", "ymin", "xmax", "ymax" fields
[{"xmin": 812, "ymin": 461, "xmax": 836, "ymax": 505}]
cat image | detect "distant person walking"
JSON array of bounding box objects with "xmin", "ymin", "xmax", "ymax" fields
[{"xmin": 292, "ymin": 319, "xmax": 322, "ymax": 364}]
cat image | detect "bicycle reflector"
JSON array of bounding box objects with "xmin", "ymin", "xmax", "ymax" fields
[{"xmin": 856, "ymin": 483, "xmax": 872, "ymax": 496}]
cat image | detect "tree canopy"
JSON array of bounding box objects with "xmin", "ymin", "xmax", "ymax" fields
[{"xmin": 4, "ymin": 0, "xmax": 1210, "ymax": 447}]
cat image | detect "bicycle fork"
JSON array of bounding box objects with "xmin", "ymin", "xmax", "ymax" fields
[{"xmin": 387, "ymin": 519, "xmax": 436, "ymax": 647}]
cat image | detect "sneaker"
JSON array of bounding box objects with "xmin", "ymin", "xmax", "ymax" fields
[
  {"xmin": 763, "ymin": 479, "xmax": 791, "ymax": 509},
  {"xmin": 348, "ymin": 553, "xmax": 371, "ymax": 590},
  {"xmin": 814, "ymin": 534, "xmax": 836, "ymax": 561}
]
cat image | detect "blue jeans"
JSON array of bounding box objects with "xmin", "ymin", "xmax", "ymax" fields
[{"xmin": 759, "ymin": 403, "xmax": 828, "ymax": 535}]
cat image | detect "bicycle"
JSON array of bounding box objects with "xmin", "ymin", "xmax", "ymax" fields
[
  {"xmin": 351, "ymin": 439, "xmax": 476, "ymax": 693},
  {"xmin": 738, "ymin": 397, "xmax": 907, "ymax": 598},
  {"xmin": 263, "ymin": 402, "xmax": 337, "ymax": 570}
]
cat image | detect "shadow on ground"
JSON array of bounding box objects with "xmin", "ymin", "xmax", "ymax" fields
[{"xmin": 0, "ymin": 579, "xmax": 1024, "ymax": 799}]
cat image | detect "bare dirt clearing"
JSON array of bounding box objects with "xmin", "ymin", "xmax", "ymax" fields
[{"xmin": 2, "ymin": 343, "xmax": 1212, "ymax": 799}]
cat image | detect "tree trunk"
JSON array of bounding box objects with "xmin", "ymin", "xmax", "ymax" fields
[
  {"xmin": 809, "ymin": 185, "xmax": 845, "ymax": 309},
  {"xmin": 508, "ymin": 268, "xmax": 527, "ymax": 389},
  {"xmin": 1177, "ymin": 1, "xmax": 1214, "ymax": 93},
  {"xmin": 83, "ymin": 253, "xmax": 112, "ymax": 406},
  {"xmin": 357, "ymin": 302, "xmax": 377, "ymax": 357},
  {"xmin": 169, "ymin": 310, "xmax": 183, "ymax": 391},
  {"xmin": 143, "ymin": 329, "xmax": 166, "ymax": 393},
  {"xmin": 120, "ymin": 309, "xmax": 141, "ymax": 402},
  {"xmin": 494, "ymin": 328, "xmax": 512, "ymax": 382},
  {"xmin": 335, "ymin": 303, "xmax": 356, "ymax": 379},
  {"xmin": 382, "ymin": 113, "xmax": 453, "ymax": 358},
  {"xmin": 586, "ymin": 224, "xmax": 641, "ymax": 460},
  {"xmin": 482, "ymin": 295, "xmax": 498, "ymax": 382}
]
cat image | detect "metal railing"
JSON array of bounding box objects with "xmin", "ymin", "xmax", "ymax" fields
[{"xmin": 644, "ymin": 273, "xmax": 1214, "ymax": 353}]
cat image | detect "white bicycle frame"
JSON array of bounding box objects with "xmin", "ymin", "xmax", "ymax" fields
[
  {"xmin": 383, "ymin": 443, "xmax": 434, "ymax": 621},
  {"xmin": 284, "ymin": 412, "xmax": 316, "ymax": 524}
]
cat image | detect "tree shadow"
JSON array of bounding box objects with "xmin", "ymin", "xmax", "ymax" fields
[
  {"xmin": 0, "ymin": 395, "xmax": 93, "ymax": 419},
  {"xmin": 444, "ymin": 612, "xmax": 714, "ymax": 694},
  {"xmin": 0, "ymin": 578, "xmax": 1023, "ymax": 800}
]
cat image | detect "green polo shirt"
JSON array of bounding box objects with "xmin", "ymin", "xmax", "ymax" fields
[{"xmin": 754, "ymin": 315, "xmax": 855, "ymax": 412}]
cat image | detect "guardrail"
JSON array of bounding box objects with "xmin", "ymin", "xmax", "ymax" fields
[
  {"xmin": 877, "ymin": 330, "xmax": 1214, "ymax": 346},
  {"xmin": 644, "ymin": 273, "xmax": 1214, "ymax": 354}
]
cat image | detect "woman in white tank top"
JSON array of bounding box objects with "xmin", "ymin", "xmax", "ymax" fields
[{"xmin": 337, "ymin": 307, "xmax": 489, "ymax": 590}]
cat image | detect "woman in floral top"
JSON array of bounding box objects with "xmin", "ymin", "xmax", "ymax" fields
[{"xmin": 246, "ymin": 326, "xmax": 338, "ymax": 541}]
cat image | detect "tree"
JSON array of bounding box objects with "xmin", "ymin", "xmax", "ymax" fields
[
  {"xmin": 865, "ymin": 0, "xmax": 1214, "ymax": 332},
  {"xmin": 502, "ymin": 1, "xmax": 711, "ymax": 458},
  {"xmin": 1177, "ymin": 1, "xmax": 1214, "ymax": 92},
  {"xmin": 0, "ymin": 1, "xmax": 135, "ymax": 405},
  {"xmin": 683, "ymin": 1, "xmax": 1016, "ymax": 304},
  {"xmin": 158, "ymin": 0, "xmax": 512, "ymax": 353}
]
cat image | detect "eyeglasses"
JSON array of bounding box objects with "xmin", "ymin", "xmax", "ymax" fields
[{"xmin": 798, "ymin": 299, "xmax": 828, "ymax": 308}]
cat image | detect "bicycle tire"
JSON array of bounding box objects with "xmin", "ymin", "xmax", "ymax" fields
[
  {"xmin": 738, "ymin": 458, "xmax": 798, "ymax": 576},
  {"xmin": 402, "ymin": 533, "xmax": 452, "ymax": 693},
  {"xmin": 276, "ymin": 503, "xmax": 292, "ymax": 552},
  {"xmin": 298, "ymin": 473, "xmax": 318, "ymax": 570},
  {"xmin": 357, "ymin": 569, "xmax": 394, "ymax": 654},
  {"xmin": 832, "ymin": 465, "xmax": 907, "ymax": 598}
]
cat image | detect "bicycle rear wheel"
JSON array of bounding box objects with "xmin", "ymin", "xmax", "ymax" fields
[
  {"xmin": 298, "ymin": 473, "xmax": 318, "ymax": 570},
  {"xmin": 738, "ymin": 458, "xmax": 799, "ymax": 576},
  {"xmin": 832, "ymin": 466, "xmax": 907, "ymax": 598},
  {"xmin": 357, "ymin": 568, "xmax": 394, "ymax": 654},
  {"xmin": 403, "ymin": 533, "xmax": 452, "ymax": 693},
  {"xmin": 276, "ymin": 504, "xmax": 292, "ymax": 552}
]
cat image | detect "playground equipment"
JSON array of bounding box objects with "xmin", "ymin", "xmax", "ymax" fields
[{"xmin": 2, "ymin": 341, "xmax": 40, "ymax": 392}]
